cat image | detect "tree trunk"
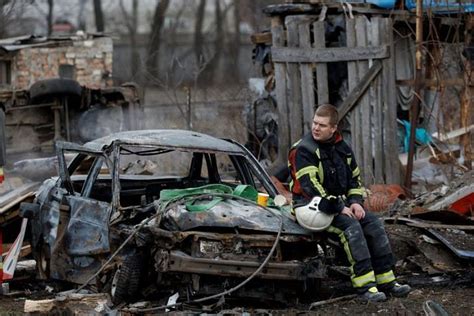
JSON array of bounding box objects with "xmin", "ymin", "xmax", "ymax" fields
[
  {"xmin": 47, "ymin": 0, "xmax": 53, "ymax": 35},
  {"xmin": 77, "ymin": 0, "xmax": 87, "ymax": 31},
  {"xmin": 130, "ymin": 0, "xmax": 139, "ymax": 77},
  {"xmin": 93, "ymin": 0, "xmax": 105, "ymax": 32},
  {"xmin": 147, "ymin": 0, "xmax": 170, "ymax": 78},
  {"xmin": 194, "ymin": 0, "xmax": 206, "ymax": 74},
  {"xmin": 230, "ymin": 0, "xmax": 241, "ymax": 81}
]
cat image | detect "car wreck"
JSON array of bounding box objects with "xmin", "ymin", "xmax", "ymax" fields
[{"xmin": 20, "ymin": 129, "xmax": 325, "ymax": 305}]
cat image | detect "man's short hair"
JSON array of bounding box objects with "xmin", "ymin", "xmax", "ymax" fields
[{"xmin": 314, "ymin": 104, "xmax": 338, "ymax": 126}]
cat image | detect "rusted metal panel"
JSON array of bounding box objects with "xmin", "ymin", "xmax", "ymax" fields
[
  {"xmin": 158, "ymin": 250, "xmax": 325, "ymax": 280},
  {"xmin": 64, "ymin": 196, "xmax": 111, "ymax": 256}
]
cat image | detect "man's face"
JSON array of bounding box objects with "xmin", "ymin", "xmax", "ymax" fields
[{"xmin": 311, "ymin": 114, "xmax": 337, "ymax": 142}]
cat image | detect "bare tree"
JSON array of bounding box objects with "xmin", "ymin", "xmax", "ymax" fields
[
  {"xmin": 0, "ymin": 0, "xmax": 13, "ymax": 38},
  {"xmin": 229, "ymin": 0, "xmax": 241, "ymax": 81},
  {"xmin": 119, "ymin": 0, "xmax": 139, "ymax": 77},
  {"xmin": 93, "ymin": 0, "xmax": 105, "ymax": 32},
  {"xmin": 77, "ymin": 0, "xmax": 86, "ymax": 30},
  {"xmin": 47, "ymin": 0, "xmax": 53, "ymax": 35},
  {"xmin": 147, "ymin": 0, "xmax": 170, "ymax": 78},
  {"xmin": 194, "ymin": 0, "xmax": 206, "ymax": 72}
]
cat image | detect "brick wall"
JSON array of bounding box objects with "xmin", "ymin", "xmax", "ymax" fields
[{"xmin": 11, "ymin": 36, "xmax": 113, "ymax": 90}]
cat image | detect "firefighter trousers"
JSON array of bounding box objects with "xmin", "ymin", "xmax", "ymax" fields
[{"xmin": 326, "ymin": 211, "xmax": 396, "ymax": 292}]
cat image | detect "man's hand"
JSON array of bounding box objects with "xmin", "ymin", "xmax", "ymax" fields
[
  {"xmin": 350, "ymin": 203, "xmax": 365, "ymax": 220},
  {"xmin": 341, "ymin": 206, "xmax": 355, "ymax": 218}
]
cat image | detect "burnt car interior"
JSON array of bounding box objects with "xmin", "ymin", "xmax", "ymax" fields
[{"xmin": 66, "ymin": 145, "xmax": 266, "ymax": 209}]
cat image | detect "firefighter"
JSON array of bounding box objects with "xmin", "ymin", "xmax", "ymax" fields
[{"xmin": 288, "ymin": 104, "xmax": 411, "ymax": 302}]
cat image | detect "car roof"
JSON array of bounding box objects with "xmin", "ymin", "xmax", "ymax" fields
[{"xmin": 83, "ymin": 129, "xmax": 245, "ymax": 153}]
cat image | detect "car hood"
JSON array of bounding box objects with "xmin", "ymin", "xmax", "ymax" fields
[{"xmin": 162, "ymin": 199, "xmax": 310, "ymax": 235}]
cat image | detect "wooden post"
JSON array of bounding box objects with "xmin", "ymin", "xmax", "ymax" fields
[
  {"xmin": 313, "ymin": 21, "xmax": 329, "ymax": 105},
  {"xmin": 298, "ymin": 16, "xmax": 317, "ymax": 133},
  {"xmin": 371, "ymin": 17, "xmax": 384, "ymax": 184},
  {"xmin": 404, "ymin": 0, "xmax": 423, "ymax": 192},
  {"xmin": 286, "ymin": 16, "xmax": 304, "ymax": 145},
  {"xmin": 346, "ymin": 18, "xmax": 362, "ymax": 174},
  {"xmin": 355, "ymin": 16, "xmax": 372, "ymax": 186},
  {"xmin": 272, "ymin": 16, "xmax": 290, "ymax": 166},
  {"xmin": 461, "ymin": 15, "xmax": 473, "ymax": 170},
  {"xmin": 381, "ymin": 17, "xmax": 400, "ymax": 184}
]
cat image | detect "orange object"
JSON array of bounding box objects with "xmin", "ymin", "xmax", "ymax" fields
[
  {"xmin": 450, "ymin": 193, "xmax": 474, "ymax": 216},
  {"xmin": 257, "ymin": 193, "xmax": 269, "ymax": 207},
  {"xmin": 364, "ymin": 184, "xmax": 406, "ymax": 212}
]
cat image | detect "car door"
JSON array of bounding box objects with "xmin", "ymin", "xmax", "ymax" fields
[{"xmin": 49, "ymin": 141, "xmax": 114, "ymax": 283}]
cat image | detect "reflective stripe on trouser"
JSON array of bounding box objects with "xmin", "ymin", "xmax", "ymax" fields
[
  {"xmin": 376, "ymin": 270, "xmax": 396, "ymax": 285},
  {"xmin": 326, "ymin": 212, "xmax": 395, "ymax": 292}
]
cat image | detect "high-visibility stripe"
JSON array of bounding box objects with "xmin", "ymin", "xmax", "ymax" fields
[
  {"xmin": 295, "ymin": 165, "xmax": 327, "ymax": 197},
  {"xmin": 376, "ymin": 270, "xmax": 396, "ymax": 285},
  {"xmin": 352, "ymin": 167, "xmax": 360, "ymax": 178},
  {"xmin": 292, "ymin": 139, "xmax": 302, "ymax": 148},
  {"xmin": 317, "ymin": 161, "xmax": 324, "ymax": 184},
  {"xmin": 348, "ymin": 188, "xmax": 364, "ymax": 196},
  {"xmin": 289, "ymin": 180, "xmax": 294, "ymax": 190},
  {"xmin": 352, "ymin": 270, "xmax": 376, "ymax": 288},
  {"xmin": 310, "ymin": 171, "xmax": 327, "ymax": 197},
  {"xmin": 327, "ymin": 226, "xmax": 355, "ymax": 276},
  {"xmin": 296, "ymin": 166, "xmax": 318, "ymax": 179}
]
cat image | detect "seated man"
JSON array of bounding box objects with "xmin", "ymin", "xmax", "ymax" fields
[{"xmin": 288, "ymin": 104, "xmax": 411, "ymax": 302}]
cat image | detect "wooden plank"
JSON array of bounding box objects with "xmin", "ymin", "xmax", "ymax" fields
[
  {"xmin": 346, "ymin": 18, "xmax": 361, "ymax": 164},
  {"xmin": 355, "ymin": 16, "xmax": 372, "ymax": 186},
  {"xmin": 285, "ymin": 16, "xmax": 303, "ymax": 145},
  {"xmin": 381, "ymin": 17, "xmax": 400, "ymax": 184},
  {"xmin": 313, "ymin": 21, "xmax": 329, "ymax": 104},
  {"xmin": 271, "ymin": 45, "xmax": 390, "ymax": 63},
  {"xmin": 371, "ymin": 17, "xmax": 384, "ymax": 184},
  {"xmin": 250, "ymin": 32, "xmax": 272, "ymax": 44},
  {"xmin": 271, "ymin": 17, "xmax": 291, "ymax": 166},
  {"xmin": 298, "ymin": 16, "xmax": 317, "ymax": 134},
  {"xmin": 338, "ymin": 61, "xmax": 382, "ymax": 121}
]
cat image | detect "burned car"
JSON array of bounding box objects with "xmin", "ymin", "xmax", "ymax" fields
[{"xmin": 21, "ymin": 130, "xmax": 325, "ymax": 305}]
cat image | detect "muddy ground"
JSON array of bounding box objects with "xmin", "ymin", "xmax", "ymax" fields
[{"xmin": 0, "ymin": 280, "xmax": 472, "ymax": 315}]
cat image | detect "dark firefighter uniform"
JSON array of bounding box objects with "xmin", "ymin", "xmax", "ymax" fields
[{"xmin": 288, "ymin": 132, "xmax": 396, "ymax": 293}]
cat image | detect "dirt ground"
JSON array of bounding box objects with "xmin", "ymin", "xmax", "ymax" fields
[
  {"xmin": 0, "ymin": 284, "xmax": 472, "ymax": 315},
  {"xmin": 0, "ymin": 223, "xmax": 472, "ymax": 315}
]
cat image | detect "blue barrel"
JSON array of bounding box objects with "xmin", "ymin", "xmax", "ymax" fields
[{"xmin": 405, "ymin": 0, "xmax": 474, "ymax": 13}]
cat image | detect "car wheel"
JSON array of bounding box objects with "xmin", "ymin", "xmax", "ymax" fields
[
  {"xmin": 29, "ymin": 78, "xmax": 82, "ymax": 101},
  {"xmin": 110, "ymin": 255, "xmax": 142, "ymax": 304}
]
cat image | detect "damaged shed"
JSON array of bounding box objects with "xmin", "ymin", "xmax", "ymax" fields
[{"xmin": 261, "ymin": 1, "xmax": 473, "ymax": 188}]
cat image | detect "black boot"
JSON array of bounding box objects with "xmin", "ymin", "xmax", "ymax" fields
[{"xmin": 380, "ymin": 282, "xmax": 412, "ymax": 298}]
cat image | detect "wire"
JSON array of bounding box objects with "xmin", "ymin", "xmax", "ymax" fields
[{"xmin": 122, "ymin": 208, "xmax": 284, "ymax": 313}]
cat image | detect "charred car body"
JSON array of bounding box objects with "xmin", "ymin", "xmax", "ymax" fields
[{"xmin": 21, "ymin": 130, "xmax": 325, "ymax": 304}]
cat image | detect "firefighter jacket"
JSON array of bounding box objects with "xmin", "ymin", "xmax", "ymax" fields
[{"xmin": 288, "ymin": 131, "xmax": 364, "ymax": 214}]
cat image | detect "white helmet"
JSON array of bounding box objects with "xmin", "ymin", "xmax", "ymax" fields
[{"xmin": 294, "ymin": 196, "xmax": 334, "ymax": 231}]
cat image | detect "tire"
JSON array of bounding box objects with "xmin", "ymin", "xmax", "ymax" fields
[
  {"xmin": 110, "ymin": 254, "xmax": 142, "ymax": 304},
  {"xmin": 29, "ymin": 78, "xmax": 82, "ymax": 101}
]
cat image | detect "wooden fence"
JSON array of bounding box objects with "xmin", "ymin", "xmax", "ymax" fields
[{"xmin": 271, "ymin": 13, "xmax": 400, "ymax": 185}]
